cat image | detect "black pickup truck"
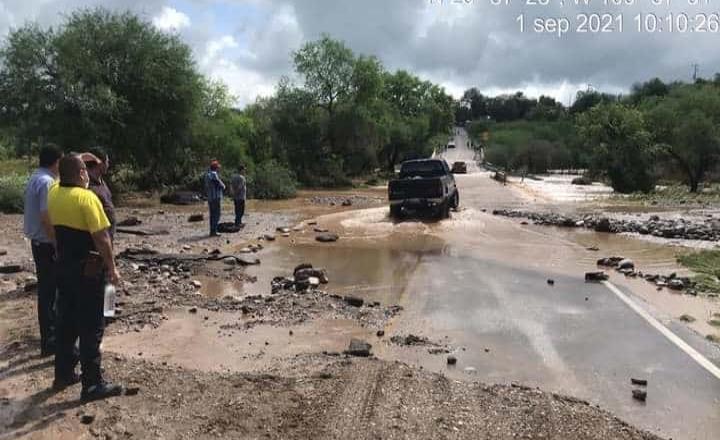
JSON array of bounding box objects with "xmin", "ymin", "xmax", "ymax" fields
[{"xmin": 388, "ymin": 159, "xmax": 459, "ymax": 219}]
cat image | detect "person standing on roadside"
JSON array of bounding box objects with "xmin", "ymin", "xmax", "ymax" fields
[
  {"xmin": 204, "ymin": 160, "xmax": 225, "ymax": 237},
  {"xmin": 230, "ymin": 166, "xmax": 247, "ymax": 227},
  {"xmin": 48, "ymin": 154, "xmax": 123, "ymax": 400},
  {"xmin": 23, "ymin": 144, "xmax": 63, "ymax": 357},
  {"xmin": 81, "ymin": 149, "xmax": 116, "ymax": 240}
]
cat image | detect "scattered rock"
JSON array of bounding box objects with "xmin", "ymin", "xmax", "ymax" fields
[
  {"xmin": 0, "ymin": 250, "xmax": 7, "ymax": 256},
  {"xmin": 547, "ymin": 279, "xmax": 555, "ymax": 286},
  {"xmin": 668, "ymin": 279, "xmax": 685, "ymax": 290},
  {"xmin": 376, "ymin": 330, "xmax": 385, "ymax": 337},
  {"xmin": 344, "ymin": 296, "xmax": 364, "ymax": 307},
  {"xmin": 80, "ymin": 414, "xmax": 95, "ymax": 424},
  {"xmin": 313, "ymin": 227, "xmax": 329, "ymax": 233},
  {"xmin": 117, "ymin": 217, "xmax": 142, "ymax": 227},
  {"xmin": 316, "ymin": 233, "xmax": 339, "ymax": 243},
  {"xmin": 447, "ymin": 355, "xmax": 457, "ymax": 365},
  {"xmin": 0, "ymin": 265, "xmax": 23, "ymax": 274},
  {"xmin": 585, "ymin": 271, "xmax": 608, "ymax": 282},
  {"xmin": 188, "ymin": 214, "xmax": 204, "ymax": 223},
  {"xmin": 124, "ymin": 387, "xmax": 140, "ymax": 396},
  {"xmin": 586, "ymin": 246, "xmax": 599, "ymax": 252},
  {"xmin": 191, "ymin": 280, "xmax": 202, "ymax": 289},
  {"xmin": 342, "ymin": 199, "xmax": 352, "ymax": 206},
  {"xmin": 679, "ymin": 314, "xmax": 696, "ymax": 323},
  {"xmin": 617, "ymin": 259, "xmax": 635, "ymax": 270},
  {"xmin": 276, "ymin": 227, "xmax": 291, "ymax": 234},
  {"xmin": 345, "ymin": 339, "xmax": 372, "ymax": 357},
  {"xmin": 263, "ymin": 234, "xmax": 276, "ymax": 241},
  {"xmin": 188, "ymin": 307, "xmax": 198, "ymax": 314},
  {"xmin": 630, "ymin": 378, "xmax": 648, "ymax": 386},
  {"xmin": 595, "ymin": 218, "xmax": 612, "ymax": 233},
  {"xmin": 632, "ymin": 389, "xmax": 647, "ymax": 402}
]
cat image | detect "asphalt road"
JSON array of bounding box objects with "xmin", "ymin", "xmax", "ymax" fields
[{"xmin": 395, "ymin": 128, "xmax": 720, "ymax": 440}]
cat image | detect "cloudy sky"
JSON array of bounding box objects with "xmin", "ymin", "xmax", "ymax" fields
[{"xmin": 1, "ymin": 0, "xmax": 718, "ymax": 107}]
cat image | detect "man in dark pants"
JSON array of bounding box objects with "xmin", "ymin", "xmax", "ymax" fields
[
  {"xmin": 230, "ymin": 166, "xmax": 247, "ymax": 227},
  {"xmin": 23, "ymin": 144, "xmax": 63, "ymax": 356},
  {"xmin": 82, "ymin": 149, "xmax": 116, "ymax": 240},
  {"xmin": 48, "ymin": 154, "xmax": 123, "ymax": 400},
  {"xmin": 204, "ymin": 160, "xmax": 225, "ymax": 237}
]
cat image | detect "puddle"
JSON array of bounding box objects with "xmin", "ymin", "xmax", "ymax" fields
[
  {"xmin": 242, "ymin": 235, "xmax": 446, "ymax": 305},
  {"xmin": 104, "ymin": 310, "xmax": 374, "ymax": 373}
]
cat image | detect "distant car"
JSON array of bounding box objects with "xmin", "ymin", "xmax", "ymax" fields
[
  {"xmin": 451, "ymin": 161, "xmax": 467, "ymax": 174},
  {"xmin": 447, "ymin": 142, "xmax": 456, "ymax": 149}
]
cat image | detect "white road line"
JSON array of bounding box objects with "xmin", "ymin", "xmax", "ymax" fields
[{"xmin": 603, "ymin": 280, "xmax": 720, "ymax": 381}]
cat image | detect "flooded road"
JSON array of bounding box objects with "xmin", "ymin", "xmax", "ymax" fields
[{"xmin": 227, "ymin": 128, "xmax": 720, "ymax": 440}]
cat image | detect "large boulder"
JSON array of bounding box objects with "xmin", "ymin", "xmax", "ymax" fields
[
  {"xmin": 594, "ymin": 218, "xmax": 612, "ymax": 233},
  {"xmin": 160, "ymin": 191, "xmax": 202, "ymax": 205}
]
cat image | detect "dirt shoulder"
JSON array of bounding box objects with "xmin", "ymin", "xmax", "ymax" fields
[{"xmin": 0, "ymin": 194, "xmax": 664, "ymax": 439}]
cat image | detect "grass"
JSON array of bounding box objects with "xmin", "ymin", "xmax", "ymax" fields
[
  {"xmin": 609, "ymin": 183, "xmax": 720, "ymax": 207},
  {"xmin": 677, "ymin": 250, "xmax": 720, "ymax": 295},
  {"xmin": 0, "ymin": 174, "xmax": 28, "ymax": 213}
]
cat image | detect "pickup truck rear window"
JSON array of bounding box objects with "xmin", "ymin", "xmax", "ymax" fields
[{"xmin": 400, "ymin": 161, "xmax": 445, "ymax": 178}]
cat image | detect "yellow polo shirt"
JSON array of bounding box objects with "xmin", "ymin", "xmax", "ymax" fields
[{"xmin": 48, "ymin": 185, "xmax": 110, "ymax": 233}]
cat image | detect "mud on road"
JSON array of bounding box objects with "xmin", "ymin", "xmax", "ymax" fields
[{"xmin": 0, "ymin": 190, "xmax": 667, "ymax": 439}]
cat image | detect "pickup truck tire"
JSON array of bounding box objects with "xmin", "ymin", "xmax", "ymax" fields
[
  {"xmin": 451, "ymin": 192, "xmax": 459, "ymax": 210},
  {"xmin": 435, "ymin": 201, "xmax": 450, "ymax": 220},
  {"xmin": 390, "ymin": 205, "xmax": 403, "ymax": 219}
]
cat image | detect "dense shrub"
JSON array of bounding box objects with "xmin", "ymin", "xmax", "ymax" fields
[
  {"xmin": 248, "ymin": 160, "xmax": 297, "ymax": 199},
  {"xmin": 0, "ymin": 174, "xmax": 28, "ymax": 213}
]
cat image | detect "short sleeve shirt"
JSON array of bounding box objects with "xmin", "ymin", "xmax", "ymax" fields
[
  {"xmin": 48, "ymin": 185, "xmax": 110, "ymax": 263},
  {"xmin": 23, "ymin": 168, "xmax": 56, "ymax": 243}
]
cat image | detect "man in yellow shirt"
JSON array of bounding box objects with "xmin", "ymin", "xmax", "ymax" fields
[{"xmin": 48, "ymin": 154, "xmax": 123, "ymax": 401}]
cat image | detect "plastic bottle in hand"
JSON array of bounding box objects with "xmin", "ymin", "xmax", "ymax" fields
[{"xmin": 103, "ymin": 284, "xmax": 116, "ymax": 318}]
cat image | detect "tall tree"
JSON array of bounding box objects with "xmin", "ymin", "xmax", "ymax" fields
[
  {"xmin": 577, "ymin": 103, "xmax": 655, "ymax": 193},
  {"xmin": 646, "ymin": 85, "xmax": 720, "ymax": 192}
]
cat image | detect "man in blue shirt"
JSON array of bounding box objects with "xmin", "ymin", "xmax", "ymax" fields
[
  {"xmin": 23, "ymin": 144, "xmax": 63, "ymax": 356},
  {"xmin": 204, "ymin": 160, "xmax": 225, "ymax": 237}
]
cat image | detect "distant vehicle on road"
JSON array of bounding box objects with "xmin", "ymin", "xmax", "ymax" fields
[
  {"xmin": 447, "ymin": 142, "xmax": 456, "ymax": 149},
  {"xmin": 388, "ymin": 159, "xmax": 459, "ymax": 220},
  {"xmin": 451, "ymin": 161, "xmax": 467, "ymax": 174}
]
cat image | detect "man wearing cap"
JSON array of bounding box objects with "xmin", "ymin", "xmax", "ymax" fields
[
  {"xmin": 48, "ymin": 154, "xmax": 123, "ymax": 400},
  {"xmin": 204, "ymin": 160, "xmax": 225, "ymax": 237},
  {"xmin": 81, "ymin": 149, "xmax": 116, "ymax": 240},
  {"xmin": 23, "ymin": 144, "xmax": 63, "ymax": 357}
]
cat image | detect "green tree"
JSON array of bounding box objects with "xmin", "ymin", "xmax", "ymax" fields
[
  {"xmin": 0, "ymin": 8, "xmax": 205, "ymax": 187},
  {"xmin": 645, "ymin": 85, "xmax": 720, "ymax": 192},
  {"xmin": 577, "ymin": 103, "xmax": 655, "ymax": 193}
]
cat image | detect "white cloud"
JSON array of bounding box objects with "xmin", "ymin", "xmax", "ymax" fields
[{"xmin": 152, "ymin": 6, "xmax": 190, "ymax": 31}]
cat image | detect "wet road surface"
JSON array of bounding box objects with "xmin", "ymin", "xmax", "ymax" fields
[{"xmin": 299, "ymin": 128, "xmax": 720, "ymax": 439}]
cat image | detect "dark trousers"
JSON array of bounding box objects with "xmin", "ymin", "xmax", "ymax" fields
[
  {"xmin": 234, "ymin": 199, "xmax": 245, "ymax": 226},
  {"xmin": 31, "ymin": 241, "xmax": 57, "ymax": 353},
  {"xmin": 208, "ymin": 199, "xmax": 221, "ymax": 235},
  {"xmin": 55, "ymin": 267, "xmax": 105, "ymax": 388}
]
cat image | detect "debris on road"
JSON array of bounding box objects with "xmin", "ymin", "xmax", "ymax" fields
[
  {"xmin": 632, "ymin": 389, "xmax": 647, "ymax": 402},
  {"xmin": 585, "ymin": 271, "xmax": 608, "ymax": 282},
  {"xmin": 316, "ymin": 233, "xmax": 339, "ymax": 242},
  {"xmin": 345, "ymin": 339, "xmax": 372, "ymax": 357}
]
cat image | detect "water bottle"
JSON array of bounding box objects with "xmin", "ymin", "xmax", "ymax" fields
[{"xmin": 103, "ymin": 284, "xmax": 116, "ymax": 318}]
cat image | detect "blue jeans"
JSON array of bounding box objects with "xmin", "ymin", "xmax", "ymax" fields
[{"xmin": 208, "ymin": 199, "xmax": 221, "ymax": 235}]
